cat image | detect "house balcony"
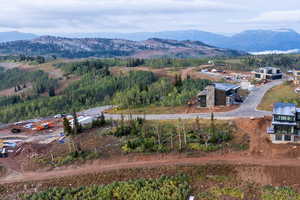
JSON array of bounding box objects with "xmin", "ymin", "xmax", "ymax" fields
[
  {"xmin": 272, "ymin": 120, "xmax": 297, "ymax": 126},
  {"xmin": 267, "ymin": 127, "xmax": 274, "ymax": 134}
]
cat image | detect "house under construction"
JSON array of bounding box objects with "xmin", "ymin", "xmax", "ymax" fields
[
  {"xmin": 293, "ymin": 69, "xmax": 300, "ymax": 85},
  {"xmin": 254, "ymin": 67, "xmax": 282, "ymax": 80}
]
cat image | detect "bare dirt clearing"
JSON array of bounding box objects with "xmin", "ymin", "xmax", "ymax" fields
[
  {"xmin": 1, "ymin": 118, "xmax": 300, "ymax": 186},
  {"xmin": 0, "ymin": 60, "xmax": 81, "ymax": 96},
  {"xmin": 0, "ymin": 83, "xmax": 32, "ymax": 97}
]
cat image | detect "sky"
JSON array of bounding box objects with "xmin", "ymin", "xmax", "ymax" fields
[{"xmin": 0, "ymin": 0, "xmax": 300, "ymax": 34}]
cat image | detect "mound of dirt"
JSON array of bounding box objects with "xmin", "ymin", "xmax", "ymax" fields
[{"xmin": 14, "ymin": 143, "xmax": 51, "ymax": 159}]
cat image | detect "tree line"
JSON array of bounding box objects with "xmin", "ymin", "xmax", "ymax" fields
[
  {"xmin": 113, "ymin": 76, "xmax": 210, "ymax": 108},
  {"xmin": 0, "ymin": 71, "xmax": 156, "ymax": 123}
]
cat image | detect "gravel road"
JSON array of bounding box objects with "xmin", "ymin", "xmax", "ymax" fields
[{"xmin": 84, "ymin": 80, "xmax": 283, "ymax": 120}]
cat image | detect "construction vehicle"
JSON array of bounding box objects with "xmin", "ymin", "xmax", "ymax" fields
[
  {"xmin": 32, "ymin": 122, "xmax": 54, "ymax": 131},
  {"xmin": 0, "ymin": 148, "xmax": 7, "ymax": 158},
  {"xmin": 11, "ymin": 128, "xmax": 21, "ymax": 134}
]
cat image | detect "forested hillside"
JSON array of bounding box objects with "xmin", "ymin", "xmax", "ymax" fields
[
  {"xmin": 0, "ymin": 59, "xmax": 212, "ymax": 122},
  {"xmin": 0, "ymin": 36, "xmax": 246, "ymax": 59},
  {"xmin": 1, "ymin": 53, "xmax": 300, "ymax": 122}
]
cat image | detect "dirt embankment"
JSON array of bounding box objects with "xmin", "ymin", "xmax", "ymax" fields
[
  {"xmin": 2, "ymin": 163, "xmax": 300, "ymax": 199},
  {"xmin": 2, "ymin": 118, "xmax": 300, "ymax": 193},
  {"xmin": 237, "ymin": 165, "xmax": 300, "ymax": 187}
]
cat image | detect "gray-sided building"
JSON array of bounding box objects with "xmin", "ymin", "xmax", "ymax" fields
[
  {"xmin": 197, "ymin": 83, "xmax": 242, "ymax": 107},
  {"xmin": 254, "ymin": 67, "xmax": 282, "ymax": 80},
  {"xmin": 267, "ymin": 102, "xmax": 300, "ymax": 143}
]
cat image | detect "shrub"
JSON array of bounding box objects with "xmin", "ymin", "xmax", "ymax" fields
[
  {"xmin": 262, "ymin": 186, "xmax": 300, "ymax": 200},
  {"xmin": 188, "ymin": 143, "xmax": 221, "ymax": 152},
  {"xmin": 20, "ymin": 175, "xmax": 191, "ymax": 200}
]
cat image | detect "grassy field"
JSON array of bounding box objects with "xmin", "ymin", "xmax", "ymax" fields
[
  {"xmin": 106, "ymin": 105, "xmax": 190, "ymax": 114},
  {"xmin": 257, "ymin": 82, "xmax": 300, "ymax": 111},
  {"xmin": 105, "ymin": 105, "xmax": 239, "ymax": 115}
]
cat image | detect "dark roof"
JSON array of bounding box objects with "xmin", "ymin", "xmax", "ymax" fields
[
  {"xmin": 214, "ymin": 83, "xmax": 240, "ymax": 92},
  {"xmin": 198, "ymin": 90, "xmax": 207, "ymax": 96},
  {"xmin": 273, "ymin": 102, "xmax": 296, "ymax": 116}
]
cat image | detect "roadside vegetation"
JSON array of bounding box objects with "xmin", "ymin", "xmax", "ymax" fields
[
  {"xmin": 20, "ymin": 175, "xmax": 190, "ymax": 200},
  {"xmin": 112, "ymin": 76, "xmax": 210, "ymax": 108},
  {"xmin": 258, "ymin": 81, "xmax": 300, "ymax": 111},
  {"xmin": 12, "ymin": 164, "xmax": 300, "ymax": 200},
  {"xmin": 110, "ymin": 116, "xmax": 239, "ymax": 153},
  {"xmin": 28, "ymin": 116, "xmax": 247, "ymax": 170}
]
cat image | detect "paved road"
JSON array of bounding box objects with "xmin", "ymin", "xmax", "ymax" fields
[{"xmin": 84, "ymin": 80, "xmax": 283, "ymax": 120}]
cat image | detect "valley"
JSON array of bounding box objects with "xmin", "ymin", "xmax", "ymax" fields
[
  {"xmin": 0, "ymin": 38, "xmax": 299, "ymax": 200},
  {"xmin": 2, "ymin": 0, "xmax": 300, "ymax": 199}
]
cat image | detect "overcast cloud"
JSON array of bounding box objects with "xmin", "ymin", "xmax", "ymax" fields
[{"xmin": 0, "ymin": 0, "xmax": 299, "ymax": 34}]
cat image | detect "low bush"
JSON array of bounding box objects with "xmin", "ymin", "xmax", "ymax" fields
[
  {"xmin": 188, "ymin": 143, "xmax": 221, "ymax": 152},
  {"xmin": 20, "ymin": 175, "xmax": 191, "ymax": 200},
  {"xmin": 35, "ymin": 150, "xmax": 101, "ymax": 167},
  {"xmin": 262, "ymin": 186, "xmax": 300, "ymax": 200}
]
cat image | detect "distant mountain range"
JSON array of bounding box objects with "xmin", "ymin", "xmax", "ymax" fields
[
  {"xmin": 0, "ymin": 31, "xmax": 37, "ymax": 42},
  {"xmin": 1, "ymin": 29, "xmax": 300, "ymax": 53},
  {"xmin": 0, "ymin": 36, "xmax": 245, "ymax": 58},
  {"xmin": 59, "ymin": 29, "xmax": 300, "ymax": 52}
]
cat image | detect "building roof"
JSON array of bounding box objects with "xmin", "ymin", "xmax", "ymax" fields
[
  {"xmin": 273, "ymin": 102, "xmax": 297, "ymax": 116},
  {"xmin": 198, "ymin": 90, "xmax": 207, "ymax": 96},
  {"xmin": 255, "ymin": 67, "xmax": 281, "ymax": 73},
  {"xmin": 214, "ymin": 83, "xmax": 240, "ymax": 92}
]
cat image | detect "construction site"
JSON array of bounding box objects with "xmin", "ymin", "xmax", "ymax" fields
[{"xmin": 0, "ymin": 113, "xmax": 100, "ymax": 160}]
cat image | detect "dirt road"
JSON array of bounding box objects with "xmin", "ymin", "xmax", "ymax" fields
[{"xmin": 1, "ymin": 152, "xmax": 300, "ymax": 184}]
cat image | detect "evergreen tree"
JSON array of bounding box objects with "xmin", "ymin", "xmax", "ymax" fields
[
  {"xmin": 72, "ymin": 110, "xmax": 80, "ymax": 135},
  {"xmin": 63, "ymin": 117, "xmax": 72, "ymax": 136},
  {"xmin": 99, "ymin": 112, "xmax": 106, "ymax": 126},
  {"xmin": 210, "ymin": 112, "xmax": 215, "ymax": 135},
  {"xmin": 48, "ymin": 87, "xmax": 56, "ymax": 97}
]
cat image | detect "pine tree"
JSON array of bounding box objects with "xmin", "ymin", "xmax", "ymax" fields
[
  {"xmin": 99, "ymin": 112, "xmax": 106, "ymax": 126},
  {"xmin": 210, "ymin": 112, "xmax": 215, "ymax": 136},
  {"xmin": 63, "ymin": 117, "xmax": 72, "ymax": 136},
  {"xmin": 72, "ymin": 110, "xmax": 80, "ymax": 135},
  {"xmin": 48, "ymin": 87, "xmax": 56, "ymax": 97}
]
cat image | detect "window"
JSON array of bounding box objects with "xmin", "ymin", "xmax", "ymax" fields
[
  {"xmin": 275, "ymin": 134, "xmax": 282, "ymax": 141},
  {"xmin": 284, "ymin": 135, "xmax": 292, "ymax": 141},
  {"xmin": 274, "ymin": 115, "xmax": 295, "ymax": 122},
  {"xmin": 274, "ymin": 125, "xmax": 294, "ymax": 134},
  {"xmin": 255, "ymin": 74, "xmax": 261, "ymax": 78}
]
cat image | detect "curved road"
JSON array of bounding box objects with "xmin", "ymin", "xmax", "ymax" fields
[{"xmin": 82, "ymin": 80, "xmax": 283, "ymax": 120}]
